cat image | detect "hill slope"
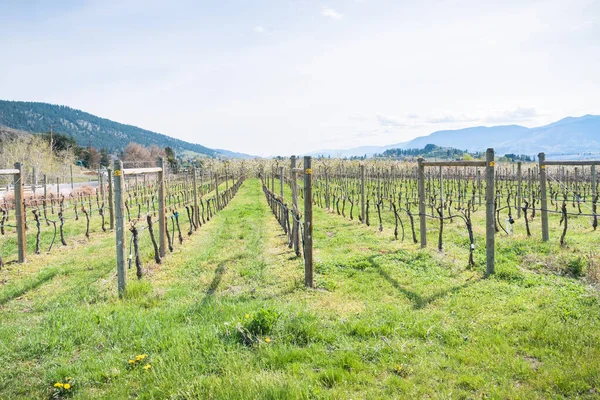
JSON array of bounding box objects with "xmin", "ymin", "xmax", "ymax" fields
[{"xmin": 0, "ymin": 100, "xmax": 233, "ymax": 158}]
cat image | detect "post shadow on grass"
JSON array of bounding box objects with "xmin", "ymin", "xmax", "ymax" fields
[
  {"xmin": 197, "ymin": 261, "xmax": 228, "ymax": 308},
  {"xmin": 364, "ymin": 255, "xmax": 481, "ymax": 309},
  {"xmin": 0, "ymin": 267, "xmax": 60, "ymax": 305}
]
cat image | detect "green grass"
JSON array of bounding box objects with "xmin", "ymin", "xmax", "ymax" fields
[{"xmin": 0, "ymin": 178, "xmax": 599, "ymax": 399}]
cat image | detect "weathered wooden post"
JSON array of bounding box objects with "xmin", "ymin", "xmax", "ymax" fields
[
  {"xmin": 70, "ymin": 164, "xmax": 74, "ymax": 190},
  {"xmin": 157, "ymin": 157, "xmax": 167, "ymax": 257},
  {"xmin": 304, "ymin": 156, "xmax": 314, "ymax": 288},
  {"xmin": 215, "ymin": 172, "xmax": 220, "ymax": 211},
  {"xmin": 517, "ymin": 161, "xmax": 522, "ymax": 218},
  {"xmin": 192, "ymin": 167, "xmax": 199, "ymax": 227},
  {"xmin": 477, "ymin": 169, "xmax": 482, "ymax": 206},
  {"xmin": 279, "ymin": 166, "xmax": 284, "ymax": 198},
  {"xmin": 14, "ymin": 163, "xmax": 26, "ymax": 263},
  {"xmin": 592, "ymin": 164, "xmax": 598, "ymax": 201},
  {"xmin": 485, "ymin": 148, "xmax": 495, "ymax": 275},
  {"xmin": 325, "ymin": 169, "xmax": 330, "ymax": 209},
  {"xmin": 290, "ymin": 156, "xmax": 300, "ymax": 256},
  {"xmin": 113, "ymin": 160, "xmax": 126, "ymax": 296},
  {"xmin": 538, "ymin": 152, "xmax": 549, "ymax": 242},
  {"xmin": 42, "ymin": 174, "xmax": 48, "ymax": 222},
  {"xmin": 360, "ymin": 164, "xmax": 366, "ymax": 224},
  {"xmin": 439, "ymin": 165, "xmax": 443, "ymax": 219},
  {"xmin": 417, "ymin": 158, "xmax": 426, "ymax": 248},
  {"xmin": 31, "ymin": 166, "xmax": 36, "ymax": 195},
  {"xmin": 56, "ymin": 177, "xmax": 60, "ymax": 195},
  {"xmin": 107, "ymin": 168, "xmax": 114, "ymax": 230}
]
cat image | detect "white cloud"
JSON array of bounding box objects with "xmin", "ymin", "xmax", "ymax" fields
[
  {"xmin": 253, "ymin": 25, "xmax": 266, "ymax": 33},
  {"xmin": 321, "ymin": 6, "xmax": 343, "ymax": 20},
  {"xmin": 485, "ymin": 107, "xmax": 540, "ymax": 123},
  {"xmin": 376, "ymin": 114, "xmax": 405, "ymax": 127}
]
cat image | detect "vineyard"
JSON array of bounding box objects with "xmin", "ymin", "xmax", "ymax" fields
[{"xmin": 0, "ymin": 152, "xmax": 599, "ymax": 398}]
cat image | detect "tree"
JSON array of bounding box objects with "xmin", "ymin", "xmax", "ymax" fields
[
  {"xmin": 100, "ymin": 148, "xmax": 110, "ymax": 167},
  {"xmin": 80, "ymin": 147, "xmax": 100, "ymax": 169},
  {"xmin": 165, "ymin": 146, "xmax": 177, "ymax": 170}
]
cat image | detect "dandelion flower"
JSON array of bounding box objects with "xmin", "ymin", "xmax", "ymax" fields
[
  {"xmin": 245, "ymin": 314, "xmax": 249, "ymax": 319},
  {"xmin": 66, "ymin": 377, "xmax": 72, "ymax": 381},
  {"xmin": 265, "ymin": 337, "xmax": 271, "ymax": 343},
  {"xmin": 54, "ymin": 382, "xmax": 64, "ymax": 388},
  {"xmin": 135, "ymin": 354, "xmax": 147, "ymax": 361},
  {"xmin": 63, "ymin": 383, "xmax": 71, "ymax": 390},
  {"xmin": 128, "ymin": 359, "xmax": 136, "ymax": 364},
  {"xmin": 143, "ymin": 364, "xmax": 152, "ymax": 370}
]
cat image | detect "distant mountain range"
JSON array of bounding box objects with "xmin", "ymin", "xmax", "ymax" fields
[
  {"xmin": 308, "ymin": 115, "xmax": 600, "ymax": 159},
  {"xmin": 0, "ymin": 100, "xmax": 255, "ymax": 159}
]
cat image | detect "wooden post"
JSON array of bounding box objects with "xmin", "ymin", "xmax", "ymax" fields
[
  {"xmin": 56, "ymin": 177, "xmax": 59, "ymax": 195},
  {"xmin": 439, "ymin": 166, "xmax": 443, "ymax": 219},
  {"xmin": 43, "ymin": 174, "xmax": 47, "ymax": 218},
  {"xmin": 417, "ymin": 158, "xmax": 427, "ymax": 248},
  {"xmin": 325, "ymin": 170, "xmax": 330, "ymax": 209},
  {"xmin": 31, "ymin": 166, "xmax": 36, "ymax": 194},
  {"xmin": 215, "ymin": 172, "xmax": 220, "ymax": 210},
  {"xmin": 113, "ymin": 160, "xmax": 126, "ymax": 296},
  {"xmin": 539, "ymin": 152, "xmax": 549, "ymax": 242},
  {"xmin": 99, "ymin": 171, "xmax": 105, "ymax": 204},
  {"xmin": 108, "ymin": 168, "xmax": 115, "ymax": 230},
  {"xmin": 303, "ymin": 156, "xmax": 314, "ymax": 288},
  {"xmin": 70, "ymin": 164, "xmax": 74, "ymax": 189},
  {"xmin": 477, "ymin": 169, "xmax": 482, "ymax": 206},
  {"xmin": 592, "ymin": 164, "xmax": 597, "ymax": 202},
  {"xmin": 14, "ymin": 163, "xmax": 26, "ymax": 263},
  {"xmin": 360, "ymin": 164, "xmax": 365, "ymax": 224},
  {"xmin": 192, "ymin": 167, "xmax": 199, "ymax": 227},
  {"xmin": 279, "ymin": 166, "xmax": 284, "ymax": 198},
  {"xmin": 291, "ymin": 156, "xmax": 300, "ymax": 255},
  {"xmin": 517, "ymin": 161, "xmax": 522, "ymax": 218},
  {"xmin": 157, "ymin": 157, "xmax": 167, "ymax": 257},
  {"xmin": 485, "ymin": 149, "xmax": 495, "ymax": 275}
]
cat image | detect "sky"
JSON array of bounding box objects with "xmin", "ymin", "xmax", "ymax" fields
[{"xmin": 1, "ymin": 0, "xmax": 599, "ymax": 157}]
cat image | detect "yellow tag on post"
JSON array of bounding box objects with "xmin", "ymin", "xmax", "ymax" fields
[
  {"xmin": 114, "ymin": 170, "xmax": 122, "ymax": 176},
  {"xmin": 305, "ymin": 168, "xmax": 312, "ymax": 175}
]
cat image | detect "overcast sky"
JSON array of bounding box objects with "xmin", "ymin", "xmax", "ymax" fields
[{"xmin": 1, "ymin": 0, "xmax": 599, "ymax": 156}]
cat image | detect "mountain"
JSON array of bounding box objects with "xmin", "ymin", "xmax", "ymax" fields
[
  {"xmin": 309, "ymin": 115, "xmax": 600, "ymax": 158},
  {"xmin": 0, "ymin": 100, "xmax": 253, "ymax": 159},
  {"xmin": 213, "ymin": 148, "xmax": 258, "ymax": 159}
]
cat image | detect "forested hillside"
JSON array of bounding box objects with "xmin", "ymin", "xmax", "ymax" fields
[{"xmin": 0, "ymin": 100, "xmax": 218, "ymax": 157}]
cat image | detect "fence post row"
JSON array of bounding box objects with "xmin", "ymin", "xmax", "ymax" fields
[
  {"xmin": 416, "ymin": 151, "xmax": 495, "ymax": 274},
  {"xmin": 537, "ymin": 154, "xmax": 600, "ymax": 242},
  {"xmin": 114, "ymin": 158, "xmax": 165, "ymax": 296}
]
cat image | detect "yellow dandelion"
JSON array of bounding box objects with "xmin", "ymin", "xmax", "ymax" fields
[
  {"xmin": 143, "ymin": 364, "xmax": 152, "ymax": 370},
  {"xmin": 245, "ymin": 314, "xmax": 249, "ymax": 319},
  {"xmin": 54, "ymin": 382, "xmax": 64, "ymax": 388},
  {"xmin": 135, "ymin": 354, "xmax": 147, "ymax": 361},
  {"xmin": 128, "ymin": 359, "xmax": 136, "ymax": 364},
  {"xmin": 66, "ymin": 377, "xmax": 72, "ymax": 381},
  {"xmin": 63, "ymin": 383, "xmax": 71, "ymax": 390},
  {"xmin": 265, "ymin": 337, "xmax": 271, "ymax": 343}
]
